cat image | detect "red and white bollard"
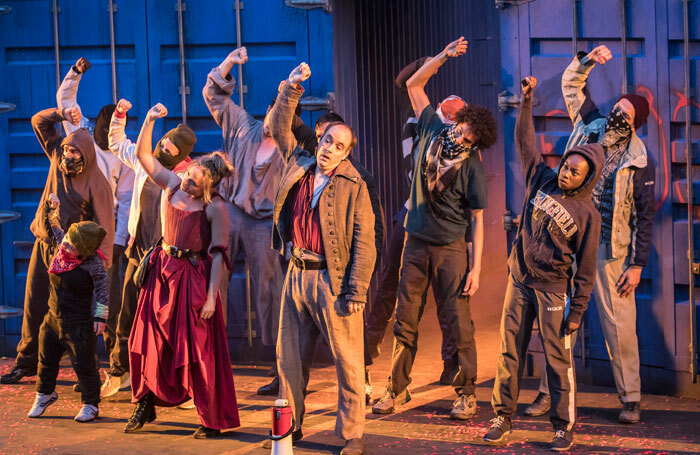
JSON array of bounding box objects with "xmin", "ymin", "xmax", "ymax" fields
[{"xmin": 269, "ymin": 399, "xmax": 294, "ymax": 455}]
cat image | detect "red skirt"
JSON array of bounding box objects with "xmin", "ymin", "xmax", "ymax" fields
[{"xmin": 129, "ymin": 247, "xmax": 240, "ymax": 430}]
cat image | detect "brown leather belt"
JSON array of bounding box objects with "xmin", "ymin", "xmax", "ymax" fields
[
  {"xmin": 162, "ymin": 241, "xmax": 204, "ymax": 260},
  {"xmin": 291, "ymin": 255, "xmax": 327, "ymax": 270}
]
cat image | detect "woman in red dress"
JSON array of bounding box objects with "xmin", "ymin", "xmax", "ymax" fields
[{"xmin": 125, "ymin": 103, "xmax": 239, "ymax": 438}]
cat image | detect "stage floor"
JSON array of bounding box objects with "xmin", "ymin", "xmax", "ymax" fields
[{"xmin": 1, "ymin": 311, "xmax": 699, "ymax": 454}]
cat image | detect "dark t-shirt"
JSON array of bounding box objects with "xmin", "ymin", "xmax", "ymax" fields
[{"xmin": 404, "ymin": 105, "xmax": 488, "ymax": 245}]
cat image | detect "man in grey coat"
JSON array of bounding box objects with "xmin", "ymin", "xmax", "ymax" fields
[{"xmin": 269, "ymin": 62, "xmax": 376, "ymax": 455}]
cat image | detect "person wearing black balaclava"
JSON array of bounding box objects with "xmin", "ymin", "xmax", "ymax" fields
[
  {"xmin": 99, "ymin": 98, "xmax": 195, "ymax": 399},
  {"xmin": 0, "ymin": 107, "xmax": 115, "ymax": 385},
  {"xmin": 523, "ymin": 45, "xmax": 655, "ymax": 427},
  {"xmin": 54, "ymin": 57, "xmax": 135, "ymax": 393}
]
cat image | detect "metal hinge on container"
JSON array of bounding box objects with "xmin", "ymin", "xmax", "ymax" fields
[
  {"xmin": 495, "ymin": 0, "xmax": 535, "ymax": 9},
  {"xmin": 285, "ymin": 0, "xmax": 330, "ymax": 12},
  {"xmin": 498, "ymin": 91, "xmax": 540, "ymax": 111},
  {"xmin": 299, "ymin": 93, "xmax": 334, "ymax": 112},
  {"xmin": 692, "ymin": 262, "xmax": 700, "ymax": 275},
  {"xmin": 0, "ymin": 102, "xmax": 16, "ymax": 114}
]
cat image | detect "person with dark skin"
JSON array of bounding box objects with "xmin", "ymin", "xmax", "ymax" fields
[
  {"xmin": 372, "ymin": 37, "xmax": 496, "ymax": 421},
  {"xmin": 483, "ymin": 76, "xmax": 603, "ymax": 452},
  {"xmin": 524, "ymin": 45, "xmax": 656, "ymax": 426},
  {"xmin": 1, "ymin": 106, "xmax": 115, "ymax": 385}
]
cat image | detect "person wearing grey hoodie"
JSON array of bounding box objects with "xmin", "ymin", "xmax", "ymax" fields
[{"xmin": 483, "ymin": 77, "xmax": 603, "ymax": 452}]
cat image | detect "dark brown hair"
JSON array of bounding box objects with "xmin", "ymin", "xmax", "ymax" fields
[{"xmin": 454, "ymin": 104, "xmax": 498, "ymax": 150}]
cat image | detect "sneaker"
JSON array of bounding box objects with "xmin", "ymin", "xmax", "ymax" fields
[
  {"xmin": 524, "ymin": 392, "xmax": 551, "ymax": 417},
  {"xmin": 193, "ymin": 425, "xmax": 221, "ymax": 439},
  {"xmin": 549, "ymin": 429, "xmax": 574, "ymax": 452},
  {"xmin": 1, "ymin": 365, "xmax": 37, "ymax": 384},
  {"xmin": 619, "ymin": 401, "xmax": 641, "ymax": 424},
  {"xmin": 371, "ymin": 385, "xmax": 411, "ymax": 415},
  {"xmin": 450, "ymin": 393, "xmax": 476, "ymax": 420},
  {"xmin": 483, "ymin": 415, "xmax": 512, "ymax": 444},
  {"xmin": 101, "ymin": 373, "xmax": 123, "ymax": 398},
  {"xmin": 261, "ymin": 428, "xmax": 303, "ymax": 449},
  {"xmin": 177, "ymin": 398, "xmax": 196, "ymax": 410},
  {"xmin": 74, "ymin": 404, "xmax": 99, "ymax": 422},
  {"xmin": 27, "ymin": 392, "xmax": 58, "ymax": 418}
]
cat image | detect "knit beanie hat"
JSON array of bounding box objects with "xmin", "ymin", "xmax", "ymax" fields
[
  {"xmin": 617, "ymin": 94, "xmax": 649, "ymax": 130},
  {"xmin": 67, "ymin": 221, "xmax": 106, "ymax": 258},
  {"xmin": 154, "ymin": 124, "xmax": 196, "ymax": 170}
]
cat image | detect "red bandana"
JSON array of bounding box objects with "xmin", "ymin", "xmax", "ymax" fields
[{"xmin": 48, "ymin": 246, "xmax": 83, "ymax": 274}]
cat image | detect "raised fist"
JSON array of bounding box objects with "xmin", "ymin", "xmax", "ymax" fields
[
  {"xmin": 444, "ymin": 37, "xmax": 468, "ymax": 58},
  {"xmin": 64, "ymin": 107, "xmax": 82, "ymax": 126},
  {"xmin": 146, "ymin": 103, "xmax": 168, "ymax": 122},
  {"xmin": 228, "ymin": 47, "xmax": 248, "ymax": 65},
  {"xmin": 116, "ymin": 99, "xmax": 132, "ymax": 115},
  {"xmin": 75, "ymin": 57, "xmax": 91, "ymax": 74},
  {"xmin": 288, "ymin": 62, "xmax": 311, "ymax": 86},
  {"xmin": 586, "ymin": 45, "xmax": 612, "ymax": 65},
  {"xmin": 48, "ymin": 193, "xmax": 60, "ymax": 210},
  {"xmin": 521, "ymin": 76, "xmax": 537, "ymax": 97}
]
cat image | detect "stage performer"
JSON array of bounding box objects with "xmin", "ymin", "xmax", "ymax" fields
[
  {"xmin": 483, "ymin": 76, "xmax": 603, "ymax": 452},
  {"xmin": 372, "ymin": 37, "xmax": 496, "ymax": 421},
  {"xmin": 1, "ymin": 107, "xmax": 114, "ymax": 385},
  {"xmin": 100, "ymin": 98, "xmax": 193, "ymax": 398},
  {"xmin": 270, "ymin": 62, "xmax": 375, "ymax": 455},
  {"xmin": 55, "ymin": 57, "xmax": 134, "ymax": 393},
  {"xmin": 27, "ymin": 194, "xmax": 109, "ymax": 423},
  {"xmin": 124, "ymin": 103, "xmax": 239, "ymax": 439},
  {"xmin": 523, "ymin": 45, "xmax": 655, "ymax": 426}
]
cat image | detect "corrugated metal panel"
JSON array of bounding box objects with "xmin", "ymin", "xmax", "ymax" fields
[{"xmin": 333, "ymin": 0, "xmax": 507, "ymax": 317}]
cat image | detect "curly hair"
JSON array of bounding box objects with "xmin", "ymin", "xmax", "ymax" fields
[{"xmin": 454, "ymin": 104, "xmax": 498, "ymax": 150}]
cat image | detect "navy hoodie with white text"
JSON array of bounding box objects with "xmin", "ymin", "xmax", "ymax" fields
[{"xmin": 508, "ymin": 94, "xmax": 604, "ymax": 325}]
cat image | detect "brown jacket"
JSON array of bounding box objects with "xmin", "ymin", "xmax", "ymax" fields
[
  {"xmin": 30, "ymin": 108, "xmax": 115, "ymax": 267},
  {"xmin": 270, "ymin": 83, "xmax": 376, "ymax": 303}
]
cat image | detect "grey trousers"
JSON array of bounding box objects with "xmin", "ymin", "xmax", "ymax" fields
[
  {"xmin": 538, "ymin": 245, "xmax": 641, "ymax": 403},
  {"xmin": 277, "ymin": 255, "xmax": 365, "ymax": 440},
  {"xmin": 220, "ymin": 202, "xmax": 285, "ymax": 345},
  {"xmin": 492, "ymin": 275, "xmax": 576, "ymax": 431}
]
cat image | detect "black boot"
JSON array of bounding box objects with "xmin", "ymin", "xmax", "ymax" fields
[
  {"xmin": 257, "ymin": 376, "xmax": 279, "ymax": 396},
  {"xmin": 1, "ymin": 365, "xmax": 37, "ymax": 384},
  {"xmin": 124, "ymin": 392, "xmax": 156, "ymax": 433}
]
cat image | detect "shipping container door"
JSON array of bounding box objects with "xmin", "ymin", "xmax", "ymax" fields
[
  {"xmin": 143, "ymin": 0, "xmax": 332, "ymax": 350},
  {"xmin": 0, "ymin": 0, "xmax": 150, "ymax": 349},
  {"xmin": 498, "ymin": 0, "xmax": 676, "ymax": 371}
]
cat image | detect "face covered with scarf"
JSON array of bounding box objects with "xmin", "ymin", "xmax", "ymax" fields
[
  {"xmin": 600, "ymin": 99, "xmax": 635, "ymax": 148},
  {"xmin": 442, "ymin": 123, "xmax": 477, "ymax": 159},
  {"xmin": 59, "ymin": 144, "xmax": 85, "ymax": 176}
]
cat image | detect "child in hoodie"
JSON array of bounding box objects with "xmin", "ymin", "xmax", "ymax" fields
[
  {"xmin": 483, "ymin": 77, "xmax": 603, "ymax": 452},
  {"xmin": 27, "ymin": 194, "xmax": 109, "ymax": 423}
]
